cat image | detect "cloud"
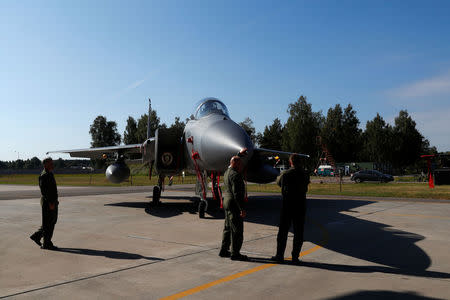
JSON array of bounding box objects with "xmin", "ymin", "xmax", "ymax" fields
[
  {"xmin": 388, "ymin": 71, "xmax": 450, "ymax": 99},
  {"xmin": 126, "ymin": 78, "xmax": 146, "ymax": 90},
  {"xmin": 411, "ymin": 108, "xmax": 450, "ymax": 152},
  {"xmin": 110, "ymin": 69, "xmax": 161, "ymax": 100},
  {"xmin": 110, "ymin": 77, "xmax": 147, "ymax": 100}
]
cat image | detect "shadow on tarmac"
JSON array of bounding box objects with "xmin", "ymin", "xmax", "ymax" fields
[
  {"xmin": 106, "ymin": 193, "xmax": 450, "ymax": 280},
  {"xmin": 298, "ymin": 261, "xmax": 450, "ymax": 279},
  {"xmin": 324, "ymin": 290, "xmax": 445, "ymax": 300},
  {"xmin": 106, "ymin": 195, "xmax": 224, "ymax": 219},
  {"xmin": 57, "ymin": 248, "xmax": 164, "ymax": 261},
  {"xmin": 247, "ymin": 196, "xmax": 450, "ymax": 279}
]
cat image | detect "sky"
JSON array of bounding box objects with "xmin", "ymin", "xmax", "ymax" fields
[{"xmin": 1, "ymin": 0, "xmax": 450, "ymax": 161}]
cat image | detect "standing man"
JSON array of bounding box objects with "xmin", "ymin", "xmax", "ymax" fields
[
  {"xmin": 30, "ymin": 157, "xmax": 59, "ymax": 250},
  {"xmin": 219, "ymin": 152, "xmax": 248, "ymax": 261},
  {"xmin": 271, "ymin": 154, "xmax": 310, "ymax": 264}
]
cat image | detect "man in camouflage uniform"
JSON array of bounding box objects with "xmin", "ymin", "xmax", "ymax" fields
[
  {"xmin": 219, "ymin": 154, "xmax": 248, "ymax": 261},
  {"xmin": 30, "ymin": 157, "xmax": 59, "ymax": 250},
  {"xmin": 271, "ymin": 154, "xmax": 310, "ymax": 264}
]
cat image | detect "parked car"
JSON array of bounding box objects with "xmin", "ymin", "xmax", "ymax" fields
[
  {"xmin": 351, "ymin": 170, "xmax": 394, "ymax": 183},
  {"xmin": 317, "ymin": 165, "xmax": 335, "ymax": 176}
]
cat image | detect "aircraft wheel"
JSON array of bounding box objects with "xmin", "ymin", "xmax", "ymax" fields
[
  {"xmin": 152, "ymin": 186, "xmax": 161, "ymax": 205},
  {"xmin": 198, "ymin": 201, "xmax": 206, "ymax": 218}
]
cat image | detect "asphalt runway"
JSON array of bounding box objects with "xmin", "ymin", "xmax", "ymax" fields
[{"xmin": 0, "ymin": 185, "xmax": 449, "ymax": 299}]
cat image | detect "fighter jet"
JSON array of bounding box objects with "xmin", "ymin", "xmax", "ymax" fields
[{"xmin": 48, "ymin": 97, "xmax": 308, "ymax": 217}]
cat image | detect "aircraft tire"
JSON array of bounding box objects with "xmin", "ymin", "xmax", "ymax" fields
[
  {"xmin": 198, "ymin": 201, "xmax": 206, "ymax": 218},
  {"xmin": 152, "ymin": 186, "xmax": 161, "ymax": 205}
]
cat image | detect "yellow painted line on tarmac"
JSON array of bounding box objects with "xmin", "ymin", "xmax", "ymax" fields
[
  {"xmin": 388, "ymin": 213, "xmax": 450, "ymax": 220},
  {"xmin": 160, "ymin": 221, "xmax": 329, "ymax": 300}
]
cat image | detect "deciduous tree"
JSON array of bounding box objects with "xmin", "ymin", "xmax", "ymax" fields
[
  {"xmin": 282, "ymin": 95, "xmax": 322, "ymax": 165},
  {"xmin": 392, "ymin": 110, "xmax": 425, "ymax": 170},
  {"xmin": 168, "ymin": 116, "xmax": 186, "ymax": 138},
  {"xmin": 136, "ymin": 109, "xmax": 161, "ymax": 142},
  {"xmin": 123, "ymin": 116, "xmax": 139, "ymax": 145},
  {"xmin": 258, "ymin": 118, "xmax": 283, "ymax": 150},
  {"xmin": 89, "ymin": 116, "xmax": 121, "ymax": 147},
  {"xmin": 239, "ymin": 117, "xmax": 257, "ymax": 144},
  {"xmin": 362, "ymin": 113, "xmax": 393, "ymax": 163}
]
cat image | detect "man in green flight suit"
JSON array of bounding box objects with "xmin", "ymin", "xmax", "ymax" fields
[
  {"xmin": 30, "ymin": 157, "xmax": 59, "ymax": 250},
  {"xmin": 219, "ymin": 151, "xmax": 248, "ymax": 261},
  {"xmin": 271, "ymin": 154, "xmax": 310, "ymax": 264}
]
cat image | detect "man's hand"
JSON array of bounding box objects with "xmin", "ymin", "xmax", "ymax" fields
[
  {"xmin": 49, "ymin": 203, "xmax": 55, "ymax": 210},
  {"xmin": 239, "ymin": 148, "xmax": 248, "ymax": 157},
  {"xmin": 240, "ymin": 210, "xmax": 246, "ymax": 218}
]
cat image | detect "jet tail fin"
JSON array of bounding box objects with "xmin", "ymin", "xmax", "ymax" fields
[{"xmin": 147, "ymin": 98, "xmax": 152, "ymax": 139}]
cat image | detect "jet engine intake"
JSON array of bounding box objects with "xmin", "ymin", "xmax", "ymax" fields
[
  {"xmin": 154, "ymin": 127, "xmax": 185, "ymax": 174},
  {"xmin": 246, "ymin": 155, "xmax": 280, "ymax": 184},
  {"xmin": 105, "ymin": 161, "xmax": 130, "ymax": 184}
]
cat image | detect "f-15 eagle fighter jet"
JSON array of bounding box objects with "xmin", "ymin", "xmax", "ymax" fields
[{"xmin": 48, "ymin": 98, "xmax": 308, "ymax": 218}]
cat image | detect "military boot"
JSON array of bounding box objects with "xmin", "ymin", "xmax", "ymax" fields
[{"xmin": 30, "ymin": 232, "xmax": 42, "ymax": 246}]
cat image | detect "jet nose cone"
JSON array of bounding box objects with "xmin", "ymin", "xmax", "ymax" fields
[{"xmin": 200, "ymin": 119, "xmax": 254, "ymax": 171}]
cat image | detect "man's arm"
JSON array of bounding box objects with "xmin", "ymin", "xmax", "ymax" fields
[
  {"xmin": 231, "ymin": 173, "xmax": 246, "ymax": 213},
  {"xmin": 276, "ymin": 171, "xmax": 284, "ymax": 187}
]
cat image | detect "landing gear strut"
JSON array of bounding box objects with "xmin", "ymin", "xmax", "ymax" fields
[
  {"xmin": 211, "ymin": 172, "xmax": 223, "ymax": 210},
  {"xmin": 195, "ymin": 172, "xmax": 208, "ymax": 218}
]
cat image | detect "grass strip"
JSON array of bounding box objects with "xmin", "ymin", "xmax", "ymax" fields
[{"xmin": 1, "ymin": 174, "xmax": 449, "ymax": 200}]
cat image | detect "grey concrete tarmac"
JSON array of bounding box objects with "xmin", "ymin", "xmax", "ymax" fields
[{"xmin": 0, "ymin": 186, "xmax": 449, "ymax": 299}]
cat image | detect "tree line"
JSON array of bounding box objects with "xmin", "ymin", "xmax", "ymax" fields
[
  {"xmin": 89, "ymin": 95, "xmax": 437, "ymax": 174},
  {"xmin": 0, "ymin": 158, "xmax": 91, "ymax": 170}
]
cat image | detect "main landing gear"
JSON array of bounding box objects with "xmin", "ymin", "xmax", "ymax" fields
[{"xmin": 151, "ymin": 175, "xmax": 165, "ymax": 205}]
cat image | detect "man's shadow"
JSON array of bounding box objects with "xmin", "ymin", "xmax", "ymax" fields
[{"xmin": 57, "ymin": 248, "xmax": 163, "ymax": 261}]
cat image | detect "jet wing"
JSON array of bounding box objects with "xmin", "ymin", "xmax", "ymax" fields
[
  {"xmin": 47, "ymin": 139, "xmax": 155, "ymax": 160},
  {"xmin": 254, "ymin": 148, "xmax": 309, "ymax": 160}
]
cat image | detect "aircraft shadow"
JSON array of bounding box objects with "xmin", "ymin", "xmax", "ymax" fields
[
  {"xmin": 244, "ymin": 195, "xmax": 449, "ymax": 280},
  {"xmin": 297, "ymin": 261, "xmax": 450, "ymax": 279},
  {"xmin": 57, "ymin": 247, "xmax": 164, "ymax": 261},
  {"xmin": 325, "ymin": 290, "xmax": 445, "ymax": 300},
  {"xmin": 107, "ymin": 196, "xmax": 224, "ymax": 219},
  {"xmin": 106, "ymin": 193, "xmax": 450, "ymax": 279}
]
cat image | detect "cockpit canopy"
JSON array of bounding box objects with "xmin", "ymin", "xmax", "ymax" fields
[{"xmin": 194, "ymin": 98, "xmax": 230, "ymax": 119}]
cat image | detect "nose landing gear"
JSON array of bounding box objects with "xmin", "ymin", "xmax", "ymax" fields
[{"xmin": 151, "ymin": 174, "xmax": 165, "ymax": 205}]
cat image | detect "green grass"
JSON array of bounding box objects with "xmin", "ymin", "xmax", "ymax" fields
[
  {"xmin": 0, "ymin": 173, "xmax": 197, "ymax": 186},
  {"xmin": 247, "ymin": 182, "xmax": 450, "ymax": 200},
  {"xmin": 2, "ymin": 174, "xmax": 449, "ymax": 200},
  {"xmin": 394, "ymin": 175, "xmax": 425, "ymax": 182}
]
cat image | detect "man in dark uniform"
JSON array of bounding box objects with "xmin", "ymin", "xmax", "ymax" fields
[
  {"xmin": 30, "ymin": 157, "xmax": 59, "ymax": 250},
  {"xmin": 271, "ymin": 154, "xmax": 310, "ymax": 264},
  {"xmin": 219, "ymin": 153, "xmax": 248, "ymax": 261}
]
